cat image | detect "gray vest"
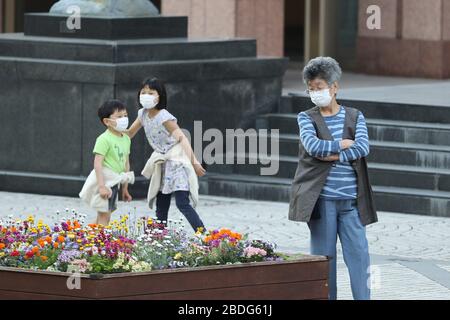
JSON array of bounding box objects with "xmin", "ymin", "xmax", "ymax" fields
[{"xmin": 288, "ymin": 106, "xmax": 378, "ymax": 226}]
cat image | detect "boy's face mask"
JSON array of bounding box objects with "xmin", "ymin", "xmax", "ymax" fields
[
  {"xmin": 109, "ymin": 117, "xmax": 129, "ymax": 132},
  {"xmin": 140, "ymin": 94, "xmax": 158, "ymax": 109}
]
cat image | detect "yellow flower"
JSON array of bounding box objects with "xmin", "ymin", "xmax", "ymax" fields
[
  {"xmin": 174, "ymin": 252, "xmax": 182, "ymax": 260},
  {"xmin": 79, "ymin": 246, "xmax": 84, "ymax": 250},
  {"xmin": 0, "ymin": 252, "xmax": 5, "ymax": 257}
]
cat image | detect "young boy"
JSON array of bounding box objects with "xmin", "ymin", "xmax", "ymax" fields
[{"xmin": 79, "ymin": 99, "xmax": 134, "ymax": 226}]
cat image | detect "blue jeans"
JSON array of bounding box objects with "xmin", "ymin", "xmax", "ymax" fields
[
  {"xmin": 156, "ymin": 191, "xmax": 205, "ymax": 232},
  {"xmin": 308, "ymin": 198, "xmax": 371, "ymax": 300}
]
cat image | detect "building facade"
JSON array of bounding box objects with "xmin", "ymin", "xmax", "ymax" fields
[{"xmin": 0, "ymin": 0, "xmax": 448, "ymax": 78}]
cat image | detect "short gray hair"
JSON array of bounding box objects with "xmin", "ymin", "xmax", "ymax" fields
[{"xmin": 302, "ymin": 56, "xmax": 342, "ymax": 85}]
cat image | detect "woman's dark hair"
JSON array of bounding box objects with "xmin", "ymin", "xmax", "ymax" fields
[
  {"xmin": 98, "ymin": 99, "xmax": 126, "ymax": 126},
  {"xmin": 137, "ymin": 77, "xmax": 167, "ymax": 110}
]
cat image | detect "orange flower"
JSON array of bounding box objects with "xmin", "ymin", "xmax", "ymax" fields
[
  {"xmin": 45, "ymin": 236, "xmax": 52, "ymax": 243},
  {"xmin": 37, "ymin": 238, "xmax": 45, "ymax": 247},
  {"xmin": 1, "ymin": 227, "xmax": 7, "ymax": 233},
  {"xmin": 40, "ymin": 256, "xmax": 48, "ymax": 262},
  {"xmin": 53, "ymin": 242, "xmax": 59, "ymax": 249},
  {"xmin": 10, "ymin": 227, "xmax": 17, "ymax": 233},
  {"xmin": 31, "ymin": 246, "xmax": 39, "ymax": 254},
  {"xmin": 73, "ymin": 221, "xmax": 81, "ymax": 229},
  {"xmin": 231, "ymin": 232, "xmax": 242, "ymax": 240},
  {"xmin": 0, "ymin": 243, "xmax": 5, "ymax": 250},
  {"xmin": 88, "ymin": 224, "xmax": 98, "ymax": 229},
  {"xmin": 57, "ymin": 235, "xmax": 65, "ymax": 243}
]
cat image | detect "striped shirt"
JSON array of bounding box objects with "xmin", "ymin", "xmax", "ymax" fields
[{"xmin": 297, "ymin": 106, "xmax": 370, "ymax": 200}]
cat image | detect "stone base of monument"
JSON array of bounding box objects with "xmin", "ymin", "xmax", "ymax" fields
[
  {"xmin": 0, "ymin": 255, "xmax": 328, "ymax": 300},
  {"xmin": 0, "ymin": 13, "xmax": 287, "ymax": 197},
  {"xmin": 25, "ymin": 13, "xmax": 187, "ymax": 39}
]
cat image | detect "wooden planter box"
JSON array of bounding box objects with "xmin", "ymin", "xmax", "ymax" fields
[{"xmin": 0, "ymin": 255, "xmax": 328, "ymax": 300}]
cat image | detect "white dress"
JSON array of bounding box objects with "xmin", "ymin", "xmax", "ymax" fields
[{"xmin": 138, "ymin": 108, "xmax": 190, "ymax": 194}]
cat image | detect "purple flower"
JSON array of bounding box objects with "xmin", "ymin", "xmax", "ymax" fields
[
  {"xmin": 57, "ymin": 249, "xmax": 82, "ymax": 264},
  {"xmin": 211, "ymin": 240, "xmax": 221, "ymax": 247}
]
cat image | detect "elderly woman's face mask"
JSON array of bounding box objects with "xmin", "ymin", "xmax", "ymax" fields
[
  {"xmin": 309, "ymin": 89, "xmax": 332, "ymax": 107},
  {"xmin": 307, "ymin": 82, "xmax": 337, "ymax": 107}
]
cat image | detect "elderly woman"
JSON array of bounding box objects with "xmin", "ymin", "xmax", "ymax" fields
[{"xmin": 288, "ymin": 57, "xmax": 378, "ymax": 300}]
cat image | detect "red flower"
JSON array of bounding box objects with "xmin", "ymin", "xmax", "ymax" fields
[
  {"xmin": 25, "ymin": 251, "xmax": 34, "ymax": 259},
  {"xmin": 10, "ymin": 251, "xmax": 20, "ymax": 257}
]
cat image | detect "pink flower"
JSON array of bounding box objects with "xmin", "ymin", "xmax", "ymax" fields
[{"xmin": 243, "ymin": 246, "xmax": 267, "ymax": 259}]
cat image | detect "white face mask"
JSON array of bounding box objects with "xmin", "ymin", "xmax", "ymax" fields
[
  {"xmin": 309, "ymin": 88, "xmax": 333, "ymax": 107},
  {"xmin": 140, "ymin": 94, "xmax": 158, "ymax": 109},
  {"xmin": 113, "ymin": 117, "xmax": 129, "ymax": 132}
]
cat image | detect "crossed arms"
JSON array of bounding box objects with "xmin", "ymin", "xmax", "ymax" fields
[{"xmin": 297, "ymin": 112, "xmax": 370, "ymax": 162}]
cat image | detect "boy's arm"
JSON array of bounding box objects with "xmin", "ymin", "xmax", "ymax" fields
[
  {"xmin": 121, "ymin": 155, "xmax": 132, "ymax": 202},
  {"xmin": 122, "ymin": 155, "xmax": 130, "ymax": 189},
  {"xmin": 94, "ymin": 154, "xmax": 111, "ymax": 199}
]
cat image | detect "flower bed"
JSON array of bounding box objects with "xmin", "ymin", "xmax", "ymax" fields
[
  {"xmin": 0, "ymin": 213, "xmax": 285, "ymax": 274},
  {"xmin": 0, "ymin": 212, "xmax": 329, "ymax": 300}
]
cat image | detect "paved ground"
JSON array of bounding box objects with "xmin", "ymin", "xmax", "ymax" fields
[{"xmin": 1, "ymin": 191, "xmax": 450, "ymax": 300}]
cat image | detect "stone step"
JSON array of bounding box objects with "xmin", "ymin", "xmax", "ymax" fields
[
  {"xmin": 206, "ymin": 153, "xmax": 450, "ymax": 192},
  {"xmin": 279, "ymin": 94, "xmax": 450, "ymax": 124},
  {"xmin": 0, "ymin": 34, "xmax": 257, "ymax": 63},
  {"xmin": 257, "ymin": 113, "xmax": 450, "ymax": 146},
  {"xmin": 200, "ymin": 173, "xmax": 450, "ymax": 217}
]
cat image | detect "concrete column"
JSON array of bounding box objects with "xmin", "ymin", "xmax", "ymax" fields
[
  {"xmin": 4, "ymin": 0, "xmax": 15, "ymax": 33},
  {"xmin": 305, "ymin": 0, "xmax": 342, "ymax": 63},
  {"xmin": 161, "ymin": 0, "xmax": 284, "ymax": 57},
  {"xmin": 0, "ymin": 0, "xmax": 3, "ymax": 33}
]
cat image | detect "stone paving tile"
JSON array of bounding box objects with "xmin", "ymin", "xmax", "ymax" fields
[
  {"xmin": 337, "ymin": 263, "xmax": 450, "ymax": 300},
  {"xmin": 1, "ymin": 191, "xmax": 450, "ymax": 300}
]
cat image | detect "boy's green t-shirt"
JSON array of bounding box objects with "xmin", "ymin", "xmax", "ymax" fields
[{"xmin": 93, "ymin": 130, "xmax": 131, "ymax": 173}]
